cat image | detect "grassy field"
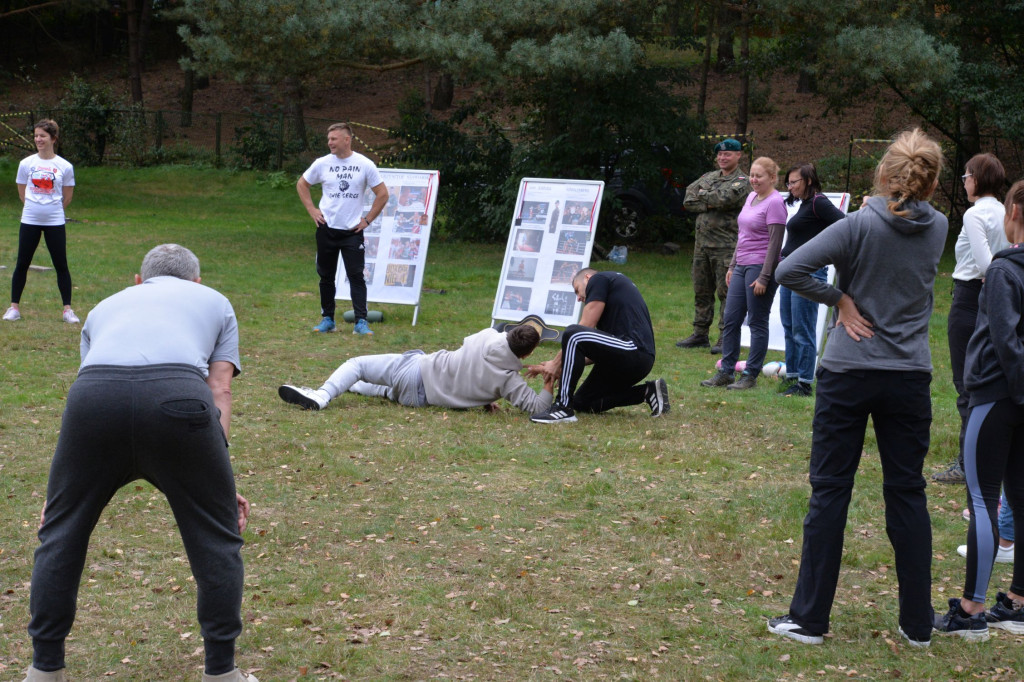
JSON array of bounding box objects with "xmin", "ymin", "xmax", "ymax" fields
[{"xmin": 0, "ymin": 164, "xmax": 1018, "ymax": 680}]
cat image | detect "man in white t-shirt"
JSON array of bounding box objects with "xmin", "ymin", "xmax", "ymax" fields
[{"xmin": 297, "ymin": 123, "xmax": 388, "ymax": 335}]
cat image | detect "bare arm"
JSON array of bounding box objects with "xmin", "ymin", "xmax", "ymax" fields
[
  {"xmin": 578, "ymin": 300, "xmax": 605, "ymax": 328},
  {"xmin": 62, "ymin": 185, "xmax": 74, "ymax": 209},
  {"xmin": 355, "ymin": 182, "xmax": 389, "ymax": 233},
  {"xmin": 296, "ymin": 176, "xmax": 325, "ymax": 226},
  {"xmin": 206, "ymin": 360, "xmax": 235, "ymax": 439},
  {"xmin": 18, "ymin": 183, "xmax": 26, "ymax": 203}
]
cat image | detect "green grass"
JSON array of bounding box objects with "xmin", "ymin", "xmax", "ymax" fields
[{"xmin": 1, "ymin": 165, "xmax": 1019, "ymax": 680}]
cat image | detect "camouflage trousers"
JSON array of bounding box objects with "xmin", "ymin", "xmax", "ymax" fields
[{"xmin": 691, "ymin": 245, "xmax": 733, "ymax": 338}]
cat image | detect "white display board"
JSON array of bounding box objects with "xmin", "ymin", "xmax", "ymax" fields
[
  {"xmin": 335, "ymin": 169, "xmax": 440, "ymax": 325},
  {"xmin": 491, "ymin": 178, "xmax": 605, "ymax": 328},
  {"xmin": 740, "ymin": 192, "xmax": 851, "ymax": 356}
]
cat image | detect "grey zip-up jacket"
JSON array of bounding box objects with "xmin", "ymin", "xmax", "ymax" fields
[{"xmin": 776, "ymin": 196, "xmax": 948, "ymax": 373}]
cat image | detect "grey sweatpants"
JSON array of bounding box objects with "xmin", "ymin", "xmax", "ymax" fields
[{"xmin": 28, "ymin": 364, "xmax": 244, "ymax": 673}]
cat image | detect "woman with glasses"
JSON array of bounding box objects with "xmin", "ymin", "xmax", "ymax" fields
[
  {"xmin": 932, "ymin": 154, "xmax": 1011, "ymax": 485},
  {"xmin": 777, "ymin": 164, "xmax": 845, "ymax": 397}
]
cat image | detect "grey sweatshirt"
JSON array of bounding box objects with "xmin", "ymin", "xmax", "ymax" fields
[
  {"xmin": 419, "ymin": 327, "xmax": 553, "ymax": 412},
  {"xmin": 775, "ymin": 196, "xmax": 948, "ymax": 373}
]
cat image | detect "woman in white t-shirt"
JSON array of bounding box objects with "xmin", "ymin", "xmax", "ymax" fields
[{"xmin": 5, "ymin": 119, "xmax": 78, "ymax": 323}]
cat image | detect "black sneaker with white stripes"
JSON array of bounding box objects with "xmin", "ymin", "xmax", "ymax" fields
[
  {"xmin": 530, "ymin": 403, "xmax": 577, "ymax": 424},
  {"xmin": 646, "ymin": 378, "xmax": 670, "ymax": 417},
  {"xmin": 767, "ymin": 614, "xmax": 823, "ymax": 644}
]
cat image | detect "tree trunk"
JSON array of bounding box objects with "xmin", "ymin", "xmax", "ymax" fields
[
  {"xmin": 125, "ymin": 0, "xmax": 153, "ymax": 104},
  {"xmin": 180, "ymin": 68, "xmax": 195, "ymax": 127},
  {"xmin": 284, "ymin": 75, "xmax": 307, "ymax": 148},
  {"xmin": 796, "ymin": 67, "xmax": 816, "ymax": 94},
  {"xmin": 958, "ymin": 101, "xmax": 981, "ymax": 159},
  {"xmin": 735, "ymin": 11, "xmax": 749, "ymax": 135},
  {"xmin": 432, "ymin": 72, "xmax": 454, "ymax": 110},
  {"xmin": 715, "ymin": 4, "xmax": 736, "ymax": 72},
  {"xmin": 697, "ymin": 7, "xmax": 715, "ymax": 119}
]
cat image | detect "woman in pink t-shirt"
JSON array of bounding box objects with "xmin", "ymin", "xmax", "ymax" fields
[{"xmin": 701, "ymin": 156, "xmax": 786, "ymax": 390}]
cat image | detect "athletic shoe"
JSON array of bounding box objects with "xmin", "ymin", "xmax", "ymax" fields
[
  {"xmin": 312, "ymin": 317, "xmax": 336, "ymax": 333},
  {"xmin": 727, "ymin": 372, "xmax": 757, "ymax": 390},
  {"xmin": 954, "ymin": 540, "xmax": 1011, "ymax": 561},
  {"xmin": 898, "ymin": 627, "xmax": 931, "ymax": 648},
  {"xmin": 646, "ymin": 378, "xmax": 670, "ymax": 417},
  {"xmin": 202, "ymin": 669, "xmax": 259, "ymax": 682},
  {"xmin": 933, "ymin": 597, "xmax": 989, "ymax": 641},
  {"xmin": 530, "ymin": 403, "xmax": 577, "ymax": 424},
  {"xmin": 932, "ymin": 461, "xmax": 966, "ymax": 483},
  {"xmin": 675, "ymin": 333, "xmax": 709, "ymax": 348},
  {"xmin": 278, "ymin": 384, "xmax": 328, "ymax": 410},
  {"xmin": 22, "ymin": 666, "xmax": 66, "ymax": 682},
  {"xmin": 701, "ymin": 370, "xmax": 734, "ymax": 388},
  {"xmin": 783, "ymin": 381, "xmax": 813, "ymax": 397},
  {"xmin": 986, "ymin": 591, "xmax": 1024, "ymax": 634},
  {"xmin": 777, "ymin": 378, "xmax": 798, "ymax": 393},
  {"xmin": 353, "ymin": 318, "xmax": 374, "ymax": 335},
  {"xmin": 62, "ymin": 308, "xmax": 80, "ymax": 324},
  {"xmin": 3, "ymin": 306, "xmax": 21, "ymax": 321},
  {"xmin": 766, "ymin": 615, "xmax": 823, "ymax": 644}
]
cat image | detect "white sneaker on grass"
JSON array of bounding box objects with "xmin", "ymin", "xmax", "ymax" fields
[
  {"xmin": 3, "ymin": 306, "xmax": 20, "ymax": 321},
  {"xmin": 278, "ymin": 384, "xmax": 328, "ymax": 410},
  {"xmin": 957, "ymin": 542, "xmax": 1014, "ymax": 563},
  {"xmin": 62, "ymin": 308, "xmax": 80, "ymax": 324}
]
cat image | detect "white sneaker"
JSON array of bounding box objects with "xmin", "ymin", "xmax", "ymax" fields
[
  {"xmin": 957, "ymin": 543, "xmax": 1014, "ymax": 563},
  {"xmin": 3, "ymin": 306, "xmax": 21, "ymax": 321},
  {"xmin": 62, "ymin": 308, "xmax": 80, "ymax": 324},
  {"xmin": 278, "ymin": 384, "xmax": 328, "ymax": 410}
]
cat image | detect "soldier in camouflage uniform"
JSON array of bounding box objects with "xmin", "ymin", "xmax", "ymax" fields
[{"xmin": 677, "ymin": 138, "xmax": 749, "ymax": 353}]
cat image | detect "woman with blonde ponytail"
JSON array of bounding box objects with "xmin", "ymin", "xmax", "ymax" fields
[{"xmin": 768, "ymin": 129, "xmax": 948, "ymax": 647}]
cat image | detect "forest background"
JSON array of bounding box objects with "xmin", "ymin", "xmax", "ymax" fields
[{"xmin": 3, "ymin": 0, "xmax": 1024, "ymax": 243}]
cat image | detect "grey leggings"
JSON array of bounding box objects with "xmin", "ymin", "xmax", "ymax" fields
[{"xmin": 29, "ymin": 364, "xmax": 244, "ymax": 674}]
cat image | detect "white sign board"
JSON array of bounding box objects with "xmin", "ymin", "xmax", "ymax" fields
[
  {"xmin": 491, "ymin": 178, "xmax": 605, "ymax": 328},
  {"xmin": 740, "ymin": 192, "xmax": 851, "ymax": 357},
  {"xmin": 335, "ymin": 169, "xmax": 440, "ymax": 325}
]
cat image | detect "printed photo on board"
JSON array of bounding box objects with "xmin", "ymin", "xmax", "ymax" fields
[
  {"xmin": 384, "ymin": 263, "xmax": 416, "ymax": 287},
  {"xmin": 365, "ymin": 236, "xmax": 380, "ymax": 259},
  {"xmin": 550, "ymin": 260, "xmax": 582, "ymax": 284},
  {"xmin": 556, "ymin": 230, "xmax": 588, "ymax": 256},
  {"xmin": 389, "ymin": 238, "xmax": 421, "ymax": 261},
  {"xmin": 513, "ymin": 229, "xmax": 544, "ymax": 253},
  {"xmin": 519, "ymin": 200, "xmax": 550, "ymax": 225},
  {"xmin": 507, "ymin": 257, "xmax": 539, "ymax": 282},
  {"xmin": 562, "ymin": 200, "xmax": 595, "ymax": 228},
  {"xmin": 545, "ymin": 290, "xmax": 576, "ymax": 316},
  {"xmin": 501, "ymin": 285, "xmax": 532, "ymax": 311}
]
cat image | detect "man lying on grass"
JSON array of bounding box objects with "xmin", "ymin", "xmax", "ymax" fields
[{"xmin": 279, "ymin": 324, "xmax": 554, "ymax": 414}]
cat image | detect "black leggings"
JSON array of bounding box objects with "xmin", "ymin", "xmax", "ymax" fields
[{"xmin": 12, "ymin": 222, "xmax": 72, "ymax": 305}]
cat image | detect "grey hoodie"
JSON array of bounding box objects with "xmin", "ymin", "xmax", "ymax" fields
[
  {"xmin": 776, "ymin": 196, "xmax": 948, "ymax": 373},
  {"xmin": 419, "ymin": 327, "xmax": 553, "ymax": 412}
]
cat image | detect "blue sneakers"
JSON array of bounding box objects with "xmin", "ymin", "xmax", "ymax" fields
[
  {"xmin": 313, "ymin": 317, "xmax": 336, "ymax": 333},
  {"xmin": 353, "ymin": 318, "xmax": 373, "ymax": 335}
]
